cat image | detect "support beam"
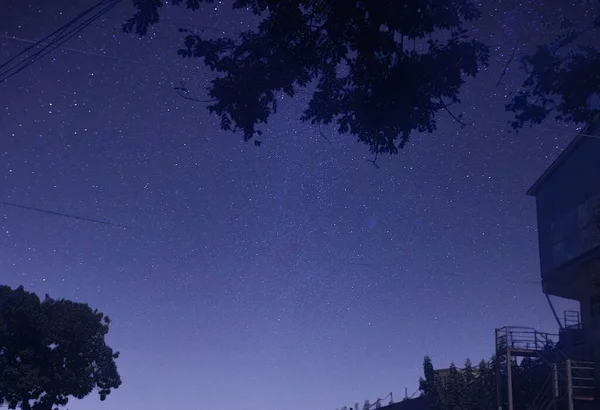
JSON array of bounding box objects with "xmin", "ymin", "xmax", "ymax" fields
[
  {"xmin": 553, "ymin": 363, "xmax": 559, "ymax": 399},
  {"xmin": 507, "ymin": 348, "xmax": 514, "ymax": 410},
  {"xmin": 567, "ymin": 360, "xmax": 574, "ymax": 410},
  {"xmin": 495, "ymin": 328, "xmax": 502, "ymax": 410}
]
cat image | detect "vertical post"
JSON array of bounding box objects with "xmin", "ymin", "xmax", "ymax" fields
[
  {"xmin": 495, "ymin": 328, "xmax": 502, "ymax": 410},
  {"xmin": 566, "ymin": 360, "xmax": 574, "ymax": 410},
  {"xmin": 553, "ymin": 363, "xmax": 559, "ymax": 398},
  {"xmin": 507, "ymin": 348, "xmax": 514, "ymax": 410}
]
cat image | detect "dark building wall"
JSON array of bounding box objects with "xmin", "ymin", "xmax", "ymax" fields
[
  {"xmin": 530, "ymin": 117, "xmax": 600, "ymax": 410},
  {"xmin": 533, "ymin": 121, "xmax": 600, "ymax": 289},
  {"xmin": 378, "ymin": 396, "xmax": 434, "ymax": 410}
]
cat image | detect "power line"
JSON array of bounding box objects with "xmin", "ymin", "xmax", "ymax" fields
[
  {"xmin": 0, "ymin": 1, "xmax": 119, "ymax": 82},
  {"xmin": 0, "ymin": 0, "xmax": 122, "ymax": 84},
  {"xmin": 0, "ymin": 201, "xmax": 131, "ymax": 229},
  {"xmin": 1, "ymin": 0, "xmax": 597, "ymax": 142},
  {"xmin": 3, "ymin": 31, "xmax": 598, "ymax": 142},
  {"xmin": 437, "ymin": 113, "xmax": 600, "ymax": 141},
  {"xmin": 0, "ymin": 0, "xmax": 117, "ymax": 74},
  {"xmin": 0, "ymin": 35, "xmax": 207, "ymax": 76},
  {"xmin": 0, "ymin": 13, "xmax": 241, "ymax": 79},
  {"xmin": 352, "ymin": 262, "xmax": 541, "ymax": 287}
]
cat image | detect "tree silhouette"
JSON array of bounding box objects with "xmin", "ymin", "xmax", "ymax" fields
[
  {"xmin": 419, "ymin": 356, "xmax": 446, "ymax": 409},
  {"xmin": 0, "ymin": 285, "xmax": 122, "ymax": 410},
  {"xmin": 124, "ymin": 0, "xmax": 489, "ymax": 156},
  {"xmin": 461, "ymin": 358, "xmax": 476, "ymax": 409},
  {"xmin": 506, "ymin": 7, "xmax": 600, "ymax": 130},
  {"xmin": 420, "ymin": 354, "xmax": 549, "ymax": 410},
  {"xmin": 473, "ymin": 359, "xmax": 495, "ymax": 409},
  {"xmin": 445, "ymin": 362, "xmax": 464, "ymax": 410}
]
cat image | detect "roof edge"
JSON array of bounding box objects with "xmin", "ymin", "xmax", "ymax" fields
[{"xmin": 526, "ymin": 114, "xmax": 600, "ymax": 197}]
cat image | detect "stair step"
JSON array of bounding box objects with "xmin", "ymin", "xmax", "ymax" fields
[{"xmin": 573, "ymin": 395, "xmax": 595, "ymax": 401}]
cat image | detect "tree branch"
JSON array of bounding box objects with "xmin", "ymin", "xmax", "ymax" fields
[
  {"xmin": 366, "ymin": 152, "xmax": 380, "ymax": 169},
  {"xmin": 439, "ymin": 100, "xmax": 466, "ymax": 127},
  {"xmin": 174, "ymin": 82, "xmax": 216, "ymax": 103},
  {"xmin": 318, "ymin": 123, "xmax": 332, "ymax": 144},
  {"xmin": 496, "ymin": 36, "xmax": 520, "ymax": 87}
]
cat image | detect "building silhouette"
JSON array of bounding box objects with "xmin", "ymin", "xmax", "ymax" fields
[{"xmin": 496, "ymin": 115, "xmax": 600, "ymax": 410}]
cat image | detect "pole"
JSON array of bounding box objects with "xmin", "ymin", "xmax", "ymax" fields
[
  {"xmin": 553, "ymin": 363, "xmax": 559, "ymax": 399},
  {"xmin": 545, "ymin": 293, "xmax": 564, "ymax": 330},
  {"xmin": 495, "ymin": 328, "xmax": 502, "ymax": 410},
  {"xmin": 507, "ymin": 348, "xmax": 514, "ymax": 410},
  {"xmin": 566, "ymin": 360, "xmax": 574, "ymax": 410}
]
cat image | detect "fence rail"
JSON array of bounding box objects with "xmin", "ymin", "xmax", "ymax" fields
[{"xmin": 496, "ymin": 326, "xmax": 559, "ymax": 352}]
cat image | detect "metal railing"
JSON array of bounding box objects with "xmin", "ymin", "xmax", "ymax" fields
[
  {"xmin": 532, "ymin": 374, "xmax": 553, "ymax": 410},
  {"xmin": 570, "ymin": 361, "xmax": 595, "ymax": 399},
  {"xmin": 496, "ymin": 326, "xmax": 560, "ymax": 353},
  {"xmin": 564, "ymin": 310, "xmax": 582, "ymax": 329},
  {"xmin": 532, "ymin": 360, "xmax": 596, "ymax": 409},
  {"xmin": 497, "ymin": 327, "xmax": 597, "ymax": 409}
]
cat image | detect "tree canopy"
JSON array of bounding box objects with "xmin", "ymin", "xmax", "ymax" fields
[
  {"xmin": 0, "ymin": 285, "xmax": 121, "ymax": 410},
  {"xmin": 124, "ymin": 0, "xmax": 600, "ymax": 156},
  {"xmin": 124, "ymin": 0, "xmax": 489, "ymax": 155},
  {"xmin": 507, "ymin": 11, "xmax": 600, "ymax": 130}
]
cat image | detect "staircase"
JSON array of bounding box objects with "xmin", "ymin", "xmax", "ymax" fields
[
  {"xmin": 496, "ymin": 327, "xmax": 596, "ymax": 410},
  {"xmin": 529, "ymin": 360, "xmax": 595, "ymax": 410},
  {"xmin": 532, "ymin": 374, "xmax": 554, "ymax": 410},
  {"xmin": 570, "ymin": 361, "xmax": 595, "ymax": 402}
]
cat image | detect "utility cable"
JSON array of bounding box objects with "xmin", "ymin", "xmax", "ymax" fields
[
  {"xmin": 0, "ymin": 0, "xmax": 122, "ymax": 83},
  {"xmin": 0, "ymin": 34, "xmax": 206, "ymax": 76},
  {"xmin": 0, "ymin": 0, "xmax": 122, "ymax": 84},
  {"xmin": 0, "ymin": 201, "xmax": 130, "ymax": 229},
  {"xmin": 2, "ymin": 33, "xmax": 599, "ymax": 142},
  {"xmin": 0, "ymin": 0, "xmax": 117, "ymax": 74}
]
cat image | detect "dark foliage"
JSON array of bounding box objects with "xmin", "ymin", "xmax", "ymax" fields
[
  {"xmin": 0, "ymin": 285, "xmax": 121, "ymax": 410},
  {"xmin": 507, "ymin": 8, "xmax": 600, "ymax": 130},
  {"xmin": 419, "ymin": 356, "xmax": 446, "ymax": 409},
  {"xmin": 420, "ymin": 354, "xmax": 548, "ymax": 410},
  {"xmin": 124, "ymin": 0, "xmax": 489, "ymax": 155}
]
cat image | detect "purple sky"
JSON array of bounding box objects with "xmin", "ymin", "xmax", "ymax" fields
[{"xmin": 0, "ymin": 1, "xmax": 593, "ymax": 410}]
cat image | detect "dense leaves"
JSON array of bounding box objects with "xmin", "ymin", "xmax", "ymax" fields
[
  {"xmin": 507, "ymin": 9, "xmax": 600, "ymax": 130},
  {"xmin": 124, "ymin": 0, "xmax": 489, "ymax": 155},
  {"xmin": 124, "ymin": 1, "xmax": 600, "ymax": 156},
  {"xmin": 0, "ymin": 285, "xmax": 121, "ymax": 410}
]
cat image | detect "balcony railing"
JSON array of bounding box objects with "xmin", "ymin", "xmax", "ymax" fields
[{"xmin": 496, "ymin": 326, "xmax": 559, "ymax": 353}]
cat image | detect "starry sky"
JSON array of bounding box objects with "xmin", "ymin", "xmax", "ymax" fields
[{"xmin": 0, "ymin": 1, "xmax": 596, "ymax": 410}]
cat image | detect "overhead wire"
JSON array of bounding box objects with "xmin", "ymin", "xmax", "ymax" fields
[
  {"xmin": 1, "ymin": 0, "xmax": 597, "ymax": 143},
  {"xmin": 350, "ymin": 261, "xmax": 541, "ymax": 287},
  {"xmin": 1, "ymin": 13, "xmax": 598, "ymax": 241},
  {"xmin": 0, "ymin": 0, "xmax": 118, "ymax": 73},
  {"xmin": 2, "ymin": 32, "xmax": 597, "ymax": 142},
  {"xmin": 437, "ymin": 113, "xmax": 600, "ymax": 141},
  {"xmin": 0, "ymin": 0, "xmax": 123, "ymax": 84},
  {"xmin": 0, "ymin": 201, "xmax": 130, "ymax": 229},
  {"xmin": 1, "ymin": 0, "xmax": 123, "ymax": 83},
  {"xmin": 0, "ymin": 16, "xmax": 238, "ymax": 81},
  {"xmin": 0, "ymin": 34, "xmax": 207, "ymax": 76}
]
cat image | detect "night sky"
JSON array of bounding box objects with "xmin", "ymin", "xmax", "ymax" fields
[{"xmin": 0, "ymin": 1, "xmax": 594, "ymax": 410}]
